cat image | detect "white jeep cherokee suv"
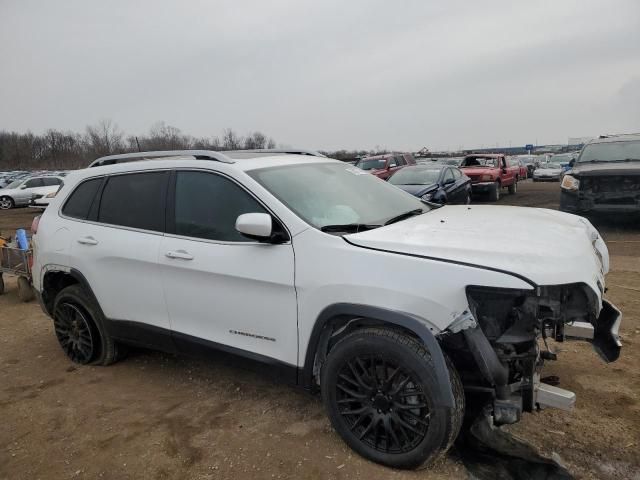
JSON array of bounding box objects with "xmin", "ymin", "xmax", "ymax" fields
[{"xmin": 32, "ymin": 149, "xmax": 622, "ymax": 469}]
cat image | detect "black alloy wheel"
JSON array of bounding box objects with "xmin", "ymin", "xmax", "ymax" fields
[
  {"xmin": 336, "ymin": 355, "xmax": 431, "ymax": 454},
  {"xmin": 53, "ymin": 302, "xmax": 97, "ymax": 364}
]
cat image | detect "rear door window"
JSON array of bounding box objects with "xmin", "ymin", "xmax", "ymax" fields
[
  {"xmin": 62, "ymin": 178, "xmax": 103, "ymax": 220},
  {"xmin": 395, "ymin": 156, "xmax": 405, "ymax": 166},
  {"xmin": 172, "ymin": 171, "xmax": 267, "ymax": 242},
  {"xmin": 24, "ymin": 178, "xmax": 45, "ymax": 188},
  {"xmin": 98, "ymin": 172, "xmax": 168, "ymax": 232},
  {"xmin": 43, "ymin": 177, "xmax": 62, "ymax": 186}
]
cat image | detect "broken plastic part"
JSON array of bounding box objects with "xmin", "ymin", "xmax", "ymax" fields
[
  {"xmin": 455, "ymin": 406, "xmax": 574, "ymax": 479},
  {"xmin": 535, "ymin": 383, "xmax": 576, "ymax": 411},
  {"xmin": 447, "ymin": 310, "xmax": 477, "ymax": 333}
]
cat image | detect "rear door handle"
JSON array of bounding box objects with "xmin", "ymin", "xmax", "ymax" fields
[
  {"xmin": 165, "ymin": 250, "xmax": 194, "ymax": 260},
  {"xmin": 77, "ymin": 236, "xmax": 98, "ymax": 246}
]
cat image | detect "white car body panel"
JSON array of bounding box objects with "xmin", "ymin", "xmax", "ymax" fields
[
  {"xmin": 292, "ymin": 227, "xmax": 532, "ymax": 364},
  {"xmin": 346, "ymin": 205, "xmax": 607, "ymax": 308},
  {"xmin": 159, "ymin": 235, "xmax": 298, "ymax": 365}
]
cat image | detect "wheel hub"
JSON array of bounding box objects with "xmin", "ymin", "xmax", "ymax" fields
[
  {"xmin": 372, "ymin": 393, "xmax": 391, "ymax": 412},
  {"xmin": 53, "ymin": 303, "xmax": 95, "ymax": 364},
  {"xmin": 335, "ymin": 355, "xmax": 431, "ymax": 453}
]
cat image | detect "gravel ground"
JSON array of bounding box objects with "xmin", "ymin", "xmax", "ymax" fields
[{"xmin": 1, "ymin": 180, "xmax": 639, "ymax": 480}]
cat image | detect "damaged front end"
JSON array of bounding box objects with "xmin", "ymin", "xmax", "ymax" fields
[{"xmin": 441, "ymin": 284, "xmax": 622, "ymax": 425}]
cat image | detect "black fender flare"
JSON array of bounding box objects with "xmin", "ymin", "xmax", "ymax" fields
[
  {"xmin": 41, "ymin": 267, "xmax": 102, "ymax": 316},
  {"xmin": 302, "ymin": 303, "xmax": 455, "ymax": 409}
]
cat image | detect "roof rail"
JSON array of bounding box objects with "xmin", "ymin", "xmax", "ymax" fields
[
  {"xmin": 88, "ymin": 148, "xmax": 326, "ymax": 168},
  {"xmin": 226, "ymin": 148, "xmax": 326, "ymax": 157},
  {"xmin": 89, "ymin": 150, "xmax": 234, "ymax": 168}
]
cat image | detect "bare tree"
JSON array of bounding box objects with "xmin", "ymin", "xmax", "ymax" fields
[
  {"xmin": 84, "ymin": 119, "xmax": 124, "ymax": 158},
  {"xmin": 0, "ymin": 124, "xmax": 279, "ymax": 170},
  {"xmin": 222, "ymin": 128, "xmax": 243, "ymax": 150},
  {"xmin": 243, "ymin": 131, "xmax": 267, "ymax": 149}
]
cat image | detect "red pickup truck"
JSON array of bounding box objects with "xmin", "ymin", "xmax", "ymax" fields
[
  {"xmin": 460, "ymin": 154, "xmax": 518, "ymax": 201},
  {"xmin": 354, "ymin": 153, "xmax": 416, "ymax": 180}
]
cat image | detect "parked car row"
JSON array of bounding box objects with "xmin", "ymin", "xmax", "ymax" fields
[{"xmin": 355, "ymin": 153, "xmax": 515, "ymax": 203}]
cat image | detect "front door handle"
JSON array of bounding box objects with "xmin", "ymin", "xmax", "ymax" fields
[
  {"xmin": 77, "ymin": 236, "xmax": 98, "ymax": 246},
  {"xmin": 165, "ymin": 250, "xmax": 194, "ymax": 260}
]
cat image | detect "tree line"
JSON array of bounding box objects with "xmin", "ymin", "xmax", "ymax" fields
[
  {"xmin": 0, "ymin": 120, "xmax": 397, "ymax": 171},
  {"xmin": 0, "ymin": 120, "xmax": 277, "ymax": 171}
]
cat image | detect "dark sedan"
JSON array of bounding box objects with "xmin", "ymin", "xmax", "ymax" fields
[{"xmin": 388, "ymin": 164, "xmax": 471, "ymax": 204}]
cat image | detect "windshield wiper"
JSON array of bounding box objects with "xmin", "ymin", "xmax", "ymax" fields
[
  {"xmin": 320, "ymin": 223, "xmax": 381, "ymax": 233},
  {"xmin": 384, "ymin": 208, "xmax": 425, "ymax": 226}
]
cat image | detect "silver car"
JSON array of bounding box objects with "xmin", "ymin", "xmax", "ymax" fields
[
  {"xmin": 0, "ymin": 176, "xmax": 63, "ymax": 209},
  {"xmin": 533, "ymin": 162, "xmax": 563, "ymax": 181}
]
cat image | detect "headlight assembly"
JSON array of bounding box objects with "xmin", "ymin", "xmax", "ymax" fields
[
  {"xmin": 561, "ymin": 175, "xmax": 580, "ymax": 191},
  {"xmin": 421, "ymin": 192, "xmax": 433, "ymax": 201}
]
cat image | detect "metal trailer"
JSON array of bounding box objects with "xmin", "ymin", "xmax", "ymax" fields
[{"xmin": 0, "ymin": 246, "xmax": 35, "ymax": 302}]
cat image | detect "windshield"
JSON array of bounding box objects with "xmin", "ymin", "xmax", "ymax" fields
[
  {"xmin": 248, "ymin": 163, "xmax": 429, "ymax": 229},
  {"xmin": 389, "ymin": 167, "xmax": 441, "ymax": 185},
  {"xmin": 355, "ymin": 158, "xmax": 386, "ymax": 170},
  {"xmin": 578, "ymin": 140, "xmax": 640, "ymax": 163},
  {"xmin": 4, "ymin": 179, "xmax": 24, "ymax": 189},
  {"xmin": 550, "ymin": 154, "xmax": 574, "ymax": 163},
  {"xmin": 461, "ymin": 157, "xmax": 498, "ymax": 167},
  {"xmin": 540, "ymin": 163, "xmax": 563, "ymax": 170}
]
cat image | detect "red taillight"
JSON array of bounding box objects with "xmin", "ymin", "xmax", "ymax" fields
[{"xmin": 31, "ymin": 215, "xmax": 41, "ymax": 235}]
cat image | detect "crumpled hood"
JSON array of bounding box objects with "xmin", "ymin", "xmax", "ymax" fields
[
  {"xmin": 396, "ymin": 184, "xmax": 436, "ymax": 197},
  {"xmin": 346, "ymin": 205, "xmax": 608, "ymax": 292}
]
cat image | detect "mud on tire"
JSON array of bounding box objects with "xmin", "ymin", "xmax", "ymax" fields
[{"xmin": 321, "ymin": 327, "xmax": 464, "ymax": 469}]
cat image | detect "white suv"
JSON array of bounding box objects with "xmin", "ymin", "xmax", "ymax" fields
[{"xmin": 32, "ymin": 150, "xmax": 622, "ymax": 469}]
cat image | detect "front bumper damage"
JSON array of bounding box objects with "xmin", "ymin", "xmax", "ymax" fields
[{"xmin": 441, "ymin": 285, "xmax": 622, "ymax": 425}]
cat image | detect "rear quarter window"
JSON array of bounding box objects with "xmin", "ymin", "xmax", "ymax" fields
[
  {"xmin": 98, "ymin": 172, "xmax": 168, "ymax": 232},
  {"xmin": 61, "ymin": 178, "xmax": 103, "ymax": 220}
]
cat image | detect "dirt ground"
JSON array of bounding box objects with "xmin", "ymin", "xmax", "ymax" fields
[{"xmin": 1, "ymin": 181, "xmax": 639, "ymax": 480}]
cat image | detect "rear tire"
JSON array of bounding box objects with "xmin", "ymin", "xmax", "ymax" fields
[
  {"xmin": 52, "ymin": 285, "xmax": 125, "ymax": 365},
  {"xmin": 321, "ymin": 327, "xmax": 464, "ymax": 469},
  {"xmin": 489, "ymin": 181, "xmax": 500, "ymax": 201},
  {"xmin": 0, "ymin": 196, "xmax": 14, "ymax": 210},
  {"xmin": 508, "ymin": 181, "xmax": 517, "ymax": 195}
]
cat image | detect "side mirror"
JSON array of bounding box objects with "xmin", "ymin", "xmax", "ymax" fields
[
  {"xmin": 502, "ymin": 168, "xmax": 507, "ymax": 174},
  {"xmin": 20, "ymin": 184, "xmax": 28, "ymax": 189},
  {"xmin": 236, "ymin": 213, "xmax": 273, "ymax": 241}
]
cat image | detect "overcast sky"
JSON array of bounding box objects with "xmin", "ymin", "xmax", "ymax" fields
[{"xmin": 1, "ymin": 0, "xmax": 639, "ymax": 151}]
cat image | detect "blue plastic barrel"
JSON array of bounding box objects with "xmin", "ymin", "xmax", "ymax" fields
[{"xmin": 16, "ymin": 229, "xmax": 29, "ymax": 250}]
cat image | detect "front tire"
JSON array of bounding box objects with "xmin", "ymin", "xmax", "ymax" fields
[
  {"xmin": 489, "ymin": 181, "xmax": 501, "ymax": 201},
  {"xmin": 52, "ymin": 285, "xmax": 125, "ymax": 365},
  {"xmin": 321, "ymin": 327, "xmax": 464, "ymax": 469},
  {"xmin": 508, "ymin": 181, "xmax": 517, "ymax": 195},
  {"xmin": 0, "ymin": 196, "xmax": 14, "ymax": 210}
]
